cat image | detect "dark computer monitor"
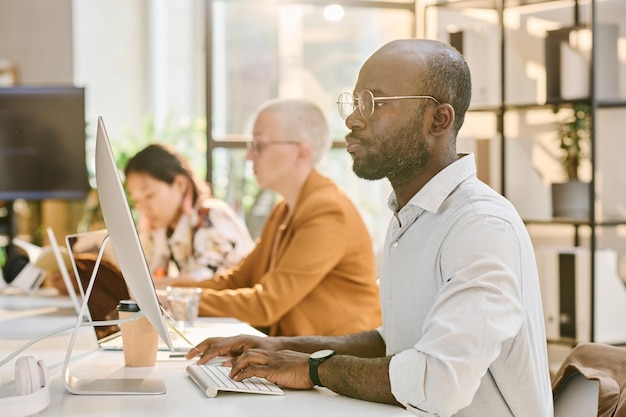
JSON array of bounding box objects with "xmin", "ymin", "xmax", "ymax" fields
[{"xmin": 0, "ymin": 86, "xmax": 88, "ymax": 200}]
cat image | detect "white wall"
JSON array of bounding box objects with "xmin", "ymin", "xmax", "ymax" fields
[
  {"xmin": 72, "ymin": 0, "xmax": 150, "ymax": 146},
  {"xmin": 0, "ymin": 0, "xmax": 77, "ymax": 242},
  {"xmin": 0, "ymin": 0, "xmax": 73, "ymax": 84}
]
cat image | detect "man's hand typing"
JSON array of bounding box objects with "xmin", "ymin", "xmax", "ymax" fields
[
  {"xmin": 229, "ymin": 349, "xmax": 313, "ymax": 389},
  {"xmin": 186, "ymin": 334, "xmax": 285, "ymax": 364}
]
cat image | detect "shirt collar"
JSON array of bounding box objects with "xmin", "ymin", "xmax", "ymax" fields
[
  {"xmin": 168, "ymin": 211, "xmax": 193, "ymax": 246},
  {"xmin": 387, "ymin": 153, "xmax": 476, "ymax": 214}
]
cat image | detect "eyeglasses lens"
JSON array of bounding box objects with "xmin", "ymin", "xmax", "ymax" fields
[
  {"xmin": 337, "ymin": 90, "xmax": 376, "ymax": 120},
  {"xmin": 337, "ymin": 92, "xmax": 355, "ymax": 120},
  {"xmin": 358, "ymin": 90, "xmax": 374, "ymax": 120}
]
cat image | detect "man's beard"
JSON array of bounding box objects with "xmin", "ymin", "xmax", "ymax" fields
[{"xmin": 351, "ymin": 116, "xmax": 431, "ymax": 184}]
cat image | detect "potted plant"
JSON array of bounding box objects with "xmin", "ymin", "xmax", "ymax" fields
[{"xmin": 551, "ymin": 103, "xmax": 591, "ymax": 219}]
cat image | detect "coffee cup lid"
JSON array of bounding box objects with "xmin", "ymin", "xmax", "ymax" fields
[{"xmin": 117, "ymin": 299, "xmax": 140, "ymax": 312}]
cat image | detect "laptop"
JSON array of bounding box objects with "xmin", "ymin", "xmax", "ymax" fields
[
  {"xmin": 64, "ymin": 229, "xmax": 206, "ymax": 354},
  {"xmin": 45, "ymin": 227, "xmax": 83, "ymax": 314}
]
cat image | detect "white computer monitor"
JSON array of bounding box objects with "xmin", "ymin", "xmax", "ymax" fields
[{"xmin": 95, "ymin": 116, "xmax": 174, "ymax": 350}]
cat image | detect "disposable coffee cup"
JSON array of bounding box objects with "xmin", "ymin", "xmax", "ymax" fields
[{"xmin": 117, "ymin": 300, "xmax": 159, "ymax": 367}]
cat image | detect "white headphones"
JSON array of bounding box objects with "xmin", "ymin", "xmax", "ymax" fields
[{"xmin": 0, "ymin": 356, "xmax": 51, "ymax": 417}]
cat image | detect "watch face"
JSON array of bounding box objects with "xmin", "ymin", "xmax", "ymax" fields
[{"xmin": 310, "ymin": 349, "xmax": 334, "ymax": 360}]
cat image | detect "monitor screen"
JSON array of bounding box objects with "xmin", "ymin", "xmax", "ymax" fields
[
  {"xmin": 0, "ymin": 86, "xmax": 88, "ymax": 200},
  {"xmin": 94, "ymin": 116, "xmax": 174, "ymax": 350}
]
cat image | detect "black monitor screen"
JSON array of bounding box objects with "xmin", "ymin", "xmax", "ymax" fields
[{"xmin": 0, "ymin": 86, "xmax": 88, "ymax": 200}]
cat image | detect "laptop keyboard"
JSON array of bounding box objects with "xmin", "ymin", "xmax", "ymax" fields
[
  {"xmin": 186, "ymin": 364, "xmax": 284, "ymax": 398},
  {"xmin": 100, "ymin": 326, "xmax": 215, "ymax": 352}
]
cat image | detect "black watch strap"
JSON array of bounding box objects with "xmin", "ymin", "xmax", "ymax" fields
[{"xmin": 309, "ymin": 350, "xmax": 335, "ymax": 387}]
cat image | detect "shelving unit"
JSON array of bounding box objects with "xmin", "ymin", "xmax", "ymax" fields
[{"xmin": 419, "ymin": 0, "xmax": 626, "ymax": 344}]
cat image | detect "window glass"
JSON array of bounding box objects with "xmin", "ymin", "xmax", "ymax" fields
[
  {"xmin": 211, "ymin": 1, "xmax": 413, "ymax": 141},
  {"xmin": 211, "ymin": 1, "xmax": 413, "ymax": 245}
]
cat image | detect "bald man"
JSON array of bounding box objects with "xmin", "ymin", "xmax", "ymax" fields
[{"xmin": 188, "ymin": 39, "xmax": 553, "ymax": 417}]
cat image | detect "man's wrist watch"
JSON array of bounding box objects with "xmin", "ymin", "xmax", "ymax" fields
[{"xmin": 309, "ymin": 349, "xmax": 335, "ymax": 387}]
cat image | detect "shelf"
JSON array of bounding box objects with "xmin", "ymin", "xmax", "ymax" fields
[
  {"xmin": 468, "ymin": 100, "xmax": 626, "ymax": 116},
  {"xmin": 471, "ymin": 102, "xmax": 622, "ymax": 113},
  {"xmin": 425, "ymin": 0, "xmax": 570, "ymax": 10},
  {"xmin": 511, "ymin": 100, "xmax": 626, "ymax": 110}
]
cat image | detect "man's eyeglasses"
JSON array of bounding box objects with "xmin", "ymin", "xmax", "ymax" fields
[
  {"xmin": 247, "ymin": 140, "xmax": 300, "ymax": 155},
  {"xmin": 336, "ymin": 90, "xmax": 440, "ymax": 120}
]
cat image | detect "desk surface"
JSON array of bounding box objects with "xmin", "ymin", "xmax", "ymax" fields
[{"xmin": 0, "ymin": 293, "xmax": 411, "ymax": 416}]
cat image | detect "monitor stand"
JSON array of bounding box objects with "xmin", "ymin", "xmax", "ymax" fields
[
  {"xmin": 64, "ymin": 372, "xmax": 166, "ymax": 395},
  {"xmin": 62, "ymin": 234, "xmax": 166, "ymax": 395}
]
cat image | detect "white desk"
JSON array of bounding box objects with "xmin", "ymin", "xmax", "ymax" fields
[{"xmin": 0, "ymin": 294, "xmax": 411, "ymax": 416}]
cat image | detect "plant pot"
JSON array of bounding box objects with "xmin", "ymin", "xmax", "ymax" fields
[{"xmin": 551, "ymin": 180, "xmax": 590, "ymax": 219}]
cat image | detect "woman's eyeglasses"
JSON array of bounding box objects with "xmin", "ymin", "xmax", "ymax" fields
[{"xmin": 247, "ymin": 141, "xmax": 300, "ymax": 156}]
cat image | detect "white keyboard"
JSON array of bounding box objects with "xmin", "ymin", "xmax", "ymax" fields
[{"xmin": 186, "ymin": 364, "xmax": 284, "ymax": 398}]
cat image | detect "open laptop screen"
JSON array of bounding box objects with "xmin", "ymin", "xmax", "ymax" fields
[{"xmin": 65, "ymin": 229, "xmax": 129, "ymax": 341}]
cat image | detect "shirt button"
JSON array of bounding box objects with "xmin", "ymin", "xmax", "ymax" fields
[{"xmin": 391, "ymin": 240, "xmax": 398, "ymax": 248}]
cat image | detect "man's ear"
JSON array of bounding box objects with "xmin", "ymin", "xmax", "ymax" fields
[{"xmin": 430, "ymin": 103, "xmax": 455, "ymax": 137}]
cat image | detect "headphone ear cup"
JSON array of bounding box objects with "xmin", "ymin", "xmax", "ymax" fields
[
  {"xmin": 14, "ymin": 356, "xmax": 44, "ymax": 396},
  {"xmin": 0, "ymin": 356, "xmax": 51, "ymax": 417},
  {"xmin": 36, "ymin": 359, "xmax": 49, "ymax": 389}
]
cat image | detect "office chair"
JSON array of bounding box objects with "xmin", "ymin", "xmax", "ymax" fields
[
  {"xmin": 554, "ymin": 373, "xmax": 599, "ymax": 417},
  {"xmin": 552, "ymin": 342, "xmax": 626, "ymax": 417}
]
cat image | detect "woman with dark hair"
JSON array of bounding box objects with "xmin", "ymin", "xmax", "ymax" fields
[{"xmin": 124, "ymin": 144, "xmax": 253, "ymax": 281}]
